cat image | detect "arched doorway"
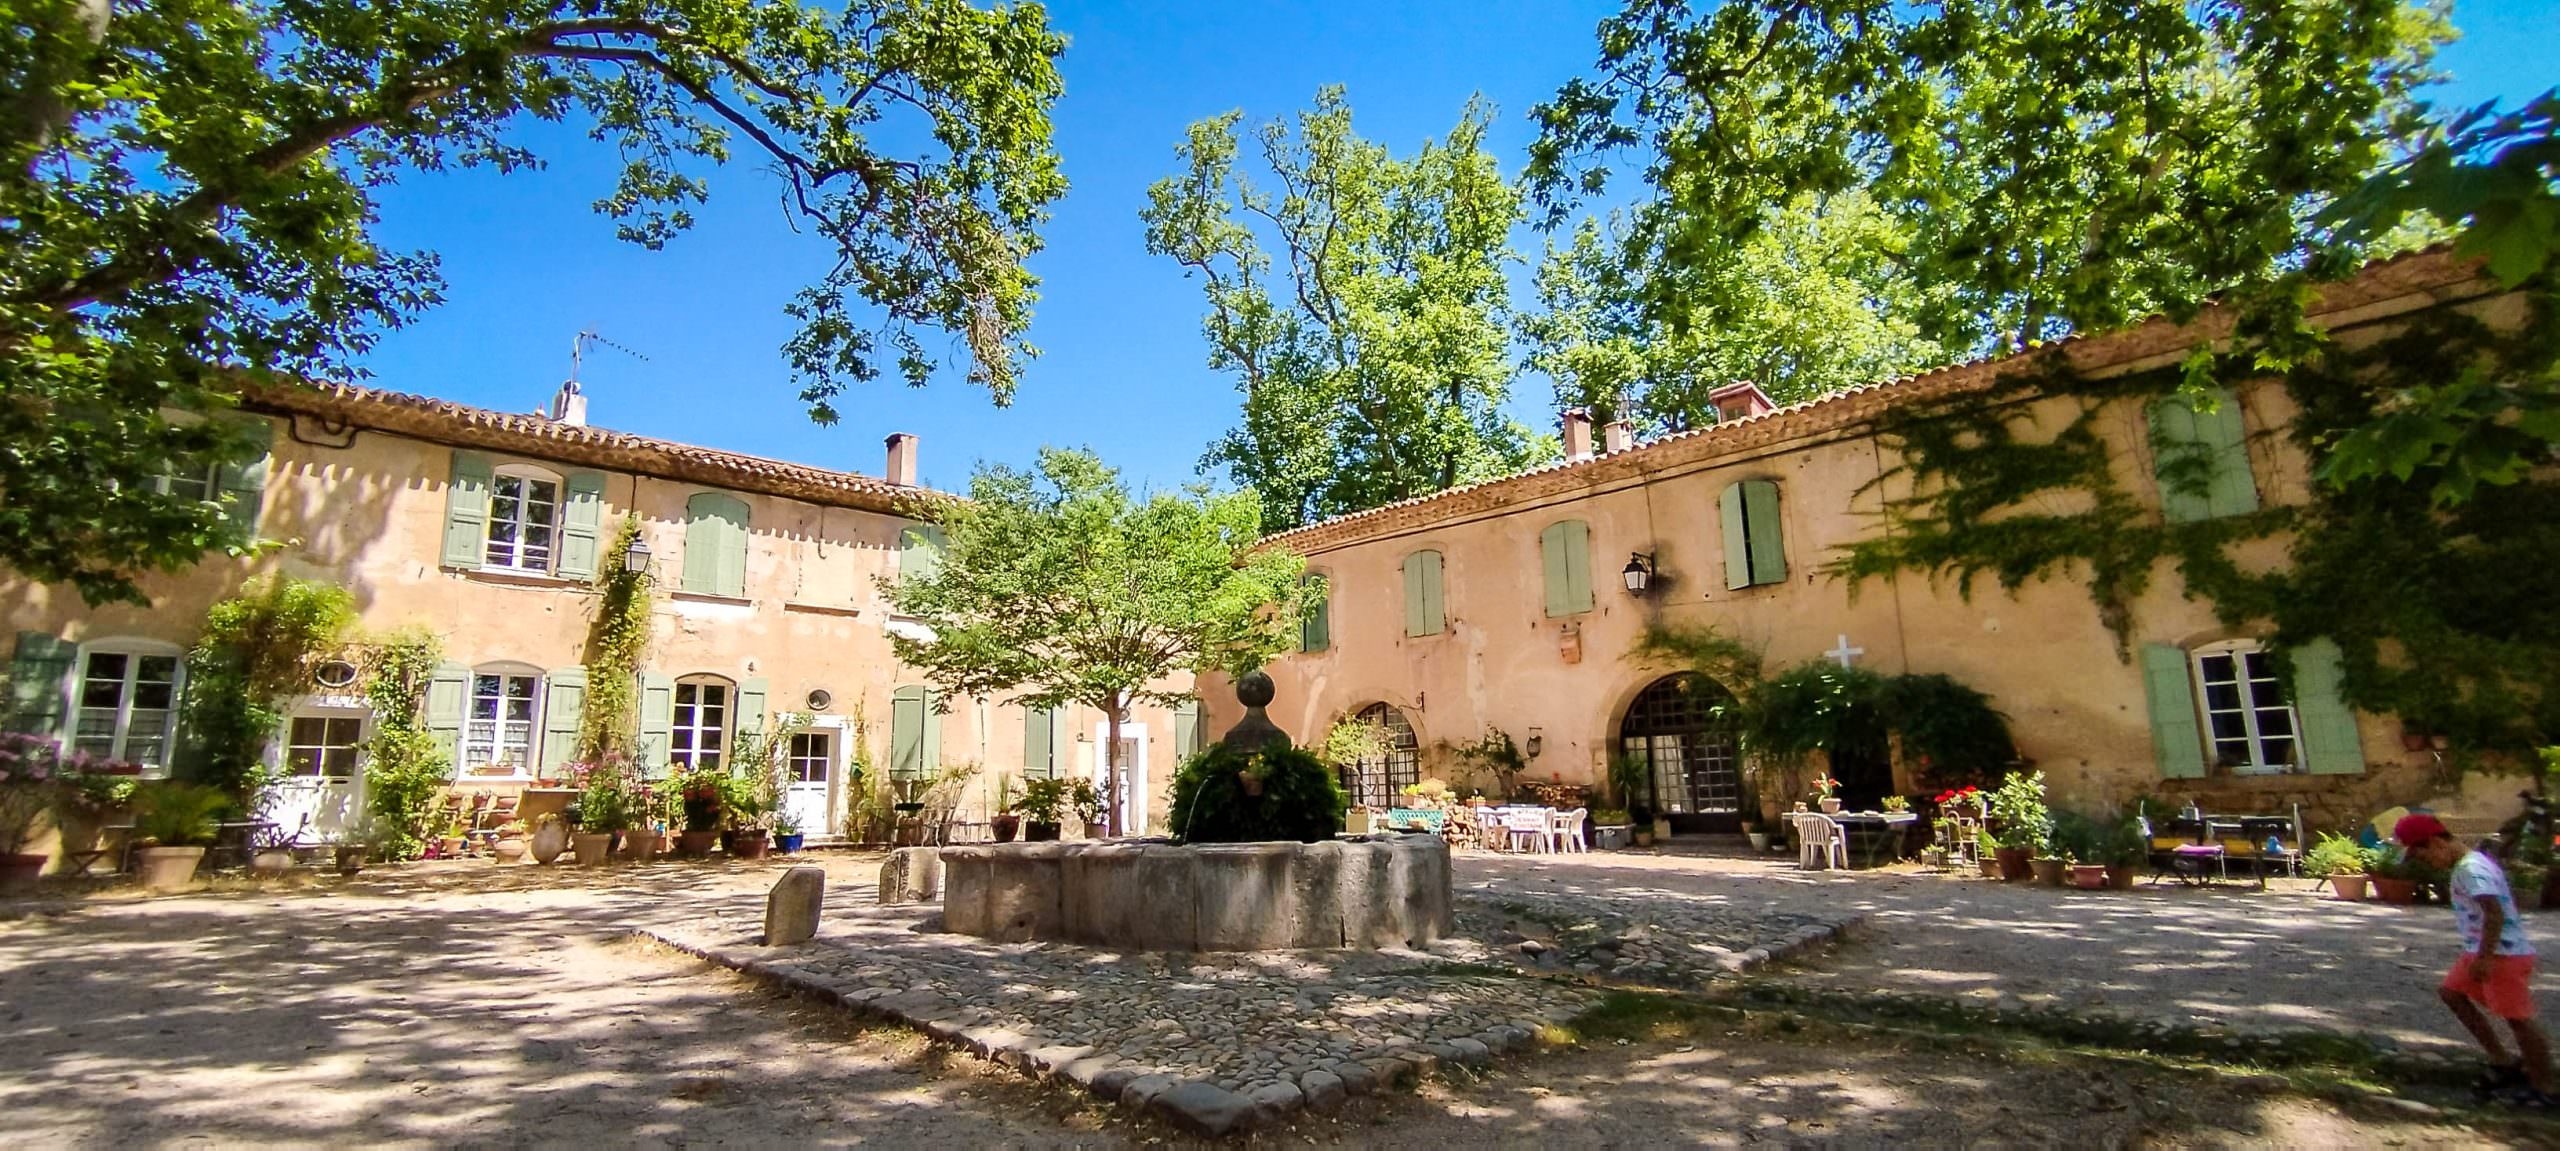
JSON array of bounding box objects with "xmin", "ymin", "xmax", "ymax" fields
[
  {"xmin": 1619, "ymin": 675, "xmax": 1744, "ymax": 834},
  {"xmin": 1344, "ymin": 702, "xmax": 1420, "ymax": 809}
]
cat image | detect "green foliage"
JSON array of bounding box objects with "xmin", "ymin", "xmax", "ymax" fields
[
  {"xmin": 132, "ymin": 781, "xmax": 232, "ymax": 848},
  {"xmin": 1, "ymin": 0, "xmax": 1067, "ymax": 605},
  {"xmin": 718, "ymin": 711, "xmax": 810, "ymax": 832},
  {"xmin": 2306, "ymin": 832, "xmax": 2380, "ymax": 878},
  {"xmin": 1607, "ymin": 752, "xmax": 1653, "ymax": 821},
  {"xmin": 1320, "ymin": 717, "xmax": 1394, "ymax": 771},
  {"xmin": 1143, "ymin": 87, "xmax": 1552, "ymax": 530},
  {"xmin": 1744, "ymin": 664, "xmax": 1888, "ymax": 776},
  {"xmin": 1449, "ymin": 730, "xmax": 1529, "ymax": 799},
  {"xmin": 576, "ymin": 516, "xmax": 653, "ymax": 764},
  {"xmin": 575, "ymin": 757, "xmax": 645, "ymax": 833},
  {"xmin": 1523, "ymin": 195, "xmax": 1949, "ymax": 429},
  {"xmin": 180, "ymin": 576, "xmax": 358, "ymax": 806},
  {"xmin": 1529, "ymin": 0, "xmax": 2447, "ymax": 362},
  {"xmin": 2324, "ymin": 91, "xmax": 2560, "ymax": 292},
  {"xmin": 2050, "ymin": 807, "xmax": 2143, "ymax": 866},
  {"xmin": 1012, "ymin": 776, "xmax": 1098, "ymax": 828},
  {"xmin": 1875, "ymin": 675, "xmax": 2019, "ymax": 791},
  {"xmin": 883, "ymin": 447, "xmax": 1307, "ymax": 834},
  {"xmin": 1168, "ymin": 743, "xmax": 1346, "ymax": 845},
  {"xmin": 360, "ymin": 629, "xmax": 450, "ymax": 860},
  {"xmin": 1986, "ymin": 770, "xmax": 2053, "ymax": 853}
]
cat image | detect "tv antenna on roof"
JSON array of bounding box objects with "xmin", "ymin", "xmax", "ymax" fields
[{"xmin": 569, "ymin": 328, "xmax": 650, "ymax": 387}]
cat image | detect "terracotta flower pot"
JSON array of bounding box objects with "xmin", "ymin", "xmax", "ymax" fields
[
  {"xmin": 2030, "ymin": 856, "xmax": 2068, "ymax": 886},
  {"xmin": 1995, "ymin": 846, "xmax": 2034, "ymax": 882},
  {"xmin": 251, "ymin": 848, "xmax": 295, "ymax": 873},
  {"xmin": 2328, "ymin": 873, "xmax": 2370, "ymax": 901},
  {"xmin": 1, "ymin": 852, "xmax": 45, "ymax": 891},
  {"xmin": 2372, "ymin": 876, "xmax": 2419, "ymax": 904},
  {"xmin": 571, "ymin": 832, "xmax": 614, "ymax": 866},
  {"xmin": 991, "ymin": 814, "xmax": 1021, "ymax": 843},
  {"xmin": 675, "ymin": 830, "xmax": 720, "ymax": 858},
  {"xmin": 1978, "ymin": 856, "xmax": 2003, "ymax": 879},
  {"xmin": 2106, "ymin": 863, "xmax": 2138, "ymax": 890},
  {"xmin": 492, "ymin": 838, "xmax": 530, "ymax": 865},
  {"xmin": 618, "ymin": 829, "xmax": 665, "ymax": 859},
  {"xmin": 1025, "ymin": 822, "xmax": 1062, "ymax": 842},
  {"xmin": 730, "ymin": 830, "xmax": 770, "ymax": 860},
  {"xmin": 1819, "ymin": 798, "xmax": 1843, "ymax": 814},
  {"xmin": 136, "ymin": 845, "xmax": 206, "ymax": 892},
  {"xmin": 334, "ymin": 845, "xmax": 366, "ymax": 875},
  {"xmin": 2071, "ymin": 863, "xmax": 2109, "ymax": 890}
]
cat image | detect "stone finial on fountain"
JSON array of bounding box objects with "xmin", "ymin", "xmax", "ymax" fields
[{"xmin": 1219, "ymin": 669, "xmax": 1292, "ymax": 754}]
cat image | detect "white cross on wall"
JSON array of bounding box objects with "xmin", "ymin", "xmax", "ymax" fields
[{"xmin": 1825, "ymin": 634, "xmax": 1866, "ymax": 669}]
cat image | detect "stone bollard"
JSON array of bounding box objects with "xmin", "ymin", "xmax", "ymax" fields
[
  {"xmin": 764, "ymin": 866, "xmax": 826, "ymax": 946},
  {"xmin": 878, "ymin": 846, "xmax": 943, "ymax": 904}
]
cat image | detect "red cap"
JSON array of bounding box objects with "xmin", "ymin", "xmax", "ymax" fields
[{"xmin": 2394, "ymin": 812, "xmax": 2450, "ymax": 845}]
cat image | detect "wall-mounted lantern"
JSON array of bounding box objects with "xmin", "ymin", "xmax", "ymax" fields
[
  {"xmin": 622, "ymin": 533, "xmax": 654, "ymax": 575},
  {"xmin": 1525, "ymin": 727, "xmax": 1545, "ymax": 759},
  {"xmin": 1622, "ymin": 552, "xmax": 1656, "ymax": 595}
]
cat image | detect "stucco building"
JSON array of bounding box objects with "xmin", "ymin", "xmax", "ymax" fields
[
  {"xmin": 4, "ymin": 380, "xmax": 1200, "ymax": 870},
  {"xmin": 1219, "ymin": 250, "xmax": 2526, "ymax": 837}
]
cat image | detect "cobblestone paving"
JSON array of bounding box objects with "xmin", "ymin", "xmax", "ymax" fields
[{"xmin": 1444, "ymin": 884, "xmax": 1858, "ymax": 987}]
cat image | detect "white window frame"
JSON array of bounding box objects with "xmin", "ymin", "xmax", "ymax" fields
[
  {"xmin": 787, "ymin": 729, "xmax": 831, "ymax": 785},
  {"xmin": 483, "ymin": 465, "xmax": 564, "ymax": 573},
  {"xmin": 151, "ymin": 459, "xmax": 223, "ymax": 503},
  {"xmin": 2191, "ymin": 640, "xmax": 2302, "ymax": 775},
  {"xmin": 671, "ymin": 675, "xmax": 734, "ymax": 772},
  {"xmin": 69, "ymin": 640, "xmax": 185, "ymax": 777},
  {"xmin": 280, "ymin": 704, "xmax": 372, "ymax": 780},
  {"xmin": 461, "ymin": 664, "xmax": 543, "ymax": 777}
]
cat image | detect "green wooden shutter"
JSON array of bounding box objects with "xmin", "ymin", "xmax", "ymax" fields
[
  {"xmin": 737, "ymin": 676, "xmax": 768, "ymax": 739},
  {"xmin": 2199, "ymin": 394, "xmax": 2260, "ymax": 519},
  {"xmin": 1300, "ymin": 574, "xmax": 1330, "ymax": 652},
  {"xmin": 892, "ymin": 685, "xmax": 935, "ymax": 779},
  {"xmin": 1175, "ymin": 700, "xmax": 1202, "ymax": 761},
  {"xmin": 6, "ymin": 632, "xmax": 76, "ymax": 737},
  {"xmin": 682, "ymin": 492, "xmax": 750, "ymax": 597},
  {"xmin": 441, "ymin": 451, "xmax": 494, "ymax": 567},
  {"xmin": 2292, "ymin": 639, "xmax": 2365, "ymax": 775},
  {"xmin": 2150, "ymin": 390, "xmax": 2257, "ymax": 523},
  {"xmin": 538, "ymin": 667, "xmax": 587, "ymax": 776},
  {"xmin": 424, "ymin": 662, "xmax": 471, "ymax": 765},
  {"xmin": 1403, "ymin": 550, "xmax": 1444, "ymax": 636},
  {"xmin": 2140, "ymin": 644, "xmax": 2208, "ymax": 779},
  {"xmin": 1720, "ymin": 483, "xmax": 1752, "ymax": 590},
  {"xmin": 1541, "ymin": 521, "xmax": 1592, "ymax": 617},
  {"xmin": 554, "ymin": 472, "xmax": 608, "ymax": 580},
  {"xmin": 1024, "ymin": 706, "xmax": 1055, "ymax": 779},
  {"xmin": 1742, "ymin": 479, "xmax": 1789, "ymax": 586},
  {"xmin": 216, "ymin": 417, "xmax": 274, "ymax": 538},
  {"xmin": 899, "ymin": 525, "xmax": 945, "ymax": 583},
  {"xmin": 637, "ymin": 671, "xmax": 675, "ymax": 772}
]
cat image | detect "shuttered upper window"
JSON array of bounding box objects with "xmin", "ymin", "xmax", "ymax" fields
[
  {"xmin": 681, "ymin": 491, "xmax": 751, "ymax": 597},
  {"xmin": 441, "ymin": 451, "xmax": 605, "ymax": 578},
  {"xmin": 1299, "ymin": 572, "xmax": 1330, "ymax": 653},
  {"xmin": 485, "ymin": 466, "xmax": 561, "ymax": 572},
  {"xmin": 1719, "ymin": 479, "xmax": 1788, "ymax": 589},
  {"xmin": 1402, "ymin": 550, "xmax": 1446, "ymax": 637},
  {"xmin": 891, "ymin": 684, "xmax": 941, "ymax": 779},
  {"xmin": 1539, "ymin": 520, "xmax": 1594, "ymax": 618},
  {"xmin": 2148, "ymin": 388, "xmax": 2259, "ymax": 523}
]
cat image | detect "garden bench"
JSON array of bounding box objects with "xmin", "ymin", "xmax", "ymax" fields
[{"xmin": 1383, "ymin": 808, "xmax": 1446, "ymax": 836}]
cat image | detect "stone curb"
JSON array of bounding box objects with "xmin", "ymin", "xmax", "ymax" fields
[
  {"xmin": 1716, "ymin": 915, "xmax": 1860, "ymax": 976},
  {"xmin": 639, "ymin": 928, "xmax": 1548, "ymax": 1137}
]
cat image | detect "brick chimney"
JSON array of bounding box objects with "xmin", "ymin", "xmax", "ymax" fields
[
  {"xmin": 1601, "ymin": 419, "xmax": 1635, "ymax": 455},
  {"xmin": 884, "ymin": 432, "xmax": 918, "ymax": 486},
  {"xmin": 1562, "ymin": 409, "xmax": 1594, "ymax": 463},
  {"xmin": 549, "ymin": 379, "xmax": 588, "ymax": 427},
  {"xmin": 1708, "ymin": 381, "xmax": 1778, "ymax": 423}
]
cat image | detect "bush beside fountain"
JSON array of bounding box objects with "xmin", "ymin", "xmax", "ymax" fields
[{"xmin": 937, "ymin": 671, "xmax": 1453, "ymax": 951}]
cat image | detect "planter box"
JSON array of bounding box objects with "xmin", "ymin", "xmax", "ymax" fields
[{"xmin": 1590, "ymin": 824, "xmax": 1633, "ymax": 851}]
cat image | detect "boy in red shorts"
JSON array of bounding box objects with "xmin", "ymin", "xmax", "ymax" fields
[{"xmin": 2399, "ymin": 813, "xmax": 2552, "ymax": 1106}]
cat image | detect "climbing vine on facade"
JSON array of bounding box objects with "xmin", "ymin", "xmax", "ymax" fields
[
  {"xmin": 179, "ymin": 576, "xmax": 357, "ymax": 805},
  {"xmin": 361, "ymin": 628, "xmax": 449, "ymax": 861},
  {"xmin": 576, "ymin": 516, "xmax": 654, "ymax": 764}
]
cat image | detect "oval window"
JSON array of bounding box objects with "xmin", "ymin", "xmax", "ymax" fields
[
  {"xmin": 806, "ymin": 688, "xmax": 833, "ymax": 712},
  {"xmin": 313, "ymin": 659, "xmax": 360, "ymax": 689}
]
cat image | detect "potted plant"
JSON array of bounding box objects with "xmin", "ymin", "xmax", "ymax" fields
[
  {"xmin": 573, "ymin": 762, "xmax": 632, "ymax": 865},
  {"xmin": 2305, "ymin": 832, "xmax": 2375, "ymax": 900},
  {"xmin": 2370, "ymin": 845, "xmax": 2423, "ymax": 904},
  {"xmin": 250, "ymin": 824, "xmax": 298, "ymax": 873},
  {"xmin": 773, "ymin": 809, "xmax": 806, "ymax": 854},
  {"xmin": 1986, "ymin": 771, "xmax": 2051, "ymax": 882},
  {"xmin": 491, "ymin": 819, "xmax": 531, "ymax": 864},
  {"xmin": 2102, "ymin": 814, "xmax": 2145, "ymax": 889},
  {"xmin": 1070, "ymin": 778, "xmax": 1108, "ymax": 839},
  {"xmin": 990, "ymin": 774, "xmax": 1022, "ymax": 842},
  {"xmin": 1630, "ymin": 801, "xmax": 1656, "ymax": 847},
  {"xmin": 674, "ymin": 768, "xmax": 725, "ymax": 857},
  {"xmin": 618, "ymin": 786, "xmax": 673, "ymax": 860},
  {"xmin": 1975, "ymin": 829, "xmax": 2002, "ymax": 878},
  {"xmin": 1744, "ymin": 819, "xmax": 1771, "ymax": 853},
  {"xmin": 0, "ymin": 733, "xmax": 62, "ymax": 889},
  {"xmin": 1016, "ymin": 778, "xmax": 1068, "ymax": 841},
  {"xmin": 1345, "ymin": 804, "xmax": 1375, "ymax": 835},
  {"xmin": 1811, "ymin": 773, "xmax": 1843, "ymax": 815},
  {"xmin": 132, "ymin": 782, "xmax": 229, "ymax": 892},
  {"xmin": 1589, "ymin": 808, "xmax": 1634, "ymax": 850},
  {"xmin": 49, "ymin": 750, "xmax": 140, "ymax": 874}
]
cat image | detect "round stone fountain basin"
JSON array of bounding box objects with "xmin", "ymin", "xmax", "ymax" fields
[{"xmin": 938, "ymin": 835, "xmax": 1453, "ymax": 951}]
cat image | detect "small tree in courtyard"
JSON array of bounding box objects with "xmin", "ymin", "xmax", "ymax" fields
[{"xmin": 883, "ymin": 448, "xmax": 1307, "ymax": 835}]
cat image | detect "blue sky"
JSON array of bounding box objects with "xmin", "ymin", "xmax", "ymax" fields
[{"xmin": 360, "ymin": 0, "xmax": 2558, "ymax": 494}]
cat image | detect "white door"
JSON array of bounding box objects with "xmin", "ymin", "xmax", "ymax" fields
[
  {"xmin": 784, "ymin": 729, "xmax": 835, "ymax": 840},
  {"xmin": 265, "ymin": 707, "xmax": 370, "ymax": 843},
  {"xmin": 1089, "ymin": 721, "xmax": 1148, "ymax": 834}
]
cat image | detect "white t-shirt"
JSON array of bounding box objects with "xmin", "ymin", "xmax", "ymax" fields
[{"xmin": 2451, "ymin": 851, "xmax": 2535, "ymax": 958}]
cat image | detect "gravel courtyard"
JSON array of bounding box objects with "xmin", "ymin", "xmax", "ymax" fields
[{"xmin": 0, "ymin": 848, "xmax": 2541, "ymax": 1145}]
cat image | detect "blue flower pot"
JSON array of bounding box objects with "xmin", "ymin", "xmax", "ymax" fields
[{"xmin": 776, "ymin": 832, "xmax": 806, "ymax": 854}]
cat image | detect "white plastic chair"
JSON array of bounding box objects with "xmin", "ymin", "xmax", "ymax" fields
[
  {"xmin": 1549, "ymin": 808, "xmax": 1588, "ymax": 853},
  {"xmin": 1502, "ymin": 808, "xmax": 1550, "ymax": 853},
  {"xmin": 1796, "ymin": 813, "xmax": 1848, "ymax": 871}
]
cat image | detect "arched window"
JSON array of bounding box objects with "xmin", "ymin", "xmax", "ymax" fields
[
  {"xmin": 485, "ymin": 464, "xmax": 564, "ymax": 572},
  {"xmin": 1620, "ymin": 675, "xmax": 1743, "ymax": 832},
  {"xmin": 671, "ymin": 674, "xmax": 735, "ymax": 771},
  {"xmin": 462, "ymin": 661, "xmax": 544, "ymax": 775},
  {"xmin": 1346, "ymin": 703, "xmax": 1420, "ymax": 809},
  {"xmin": 70, "ymin": 640, "xmax": 184, "ymax": 774}
]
